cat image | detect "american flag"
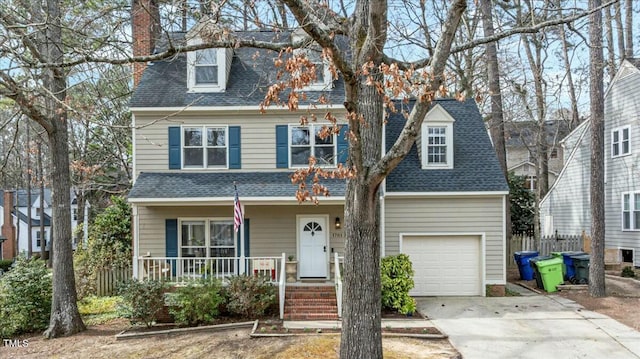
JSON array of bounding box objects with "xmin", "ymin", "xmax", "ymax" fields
[{"xmin": 233, "ymin": 185, "xmax": 243, "ymax": 233}]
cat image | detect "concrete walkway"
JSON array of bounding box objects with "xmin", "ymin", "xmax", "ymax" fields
[{"xmin": 417, "ymin": 285, "xmax": 640, "ymax": 359}]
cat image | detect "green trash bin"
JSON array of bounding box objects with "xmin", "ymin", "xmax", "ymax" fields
[
  {"xmin": 550, "ymin": 252, "xmax": 565, "ymax": 277},
  {"xmin": 536, "ymin": 257, "xmax": 564, "ymax": 293}
]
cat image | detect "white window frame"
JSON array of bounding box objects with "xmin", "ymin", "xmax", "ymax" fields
[
  {"xmin": 186, "ymin": 38, "xmax": 226, "ymax": 93},
  {"xmin": 181, "ymin": 125, "xmax": 229, "ymax": 169},
  {"xmin": 288, "ymin": 124, "xmax": 337, "ymax": 168},
  {"xmin": 293, "ymin": 48, "xmax": 333, "ymax": 91},
  {"xmin": 611, "ymin": 125, "xmax": 631, "ymax": 158},
  {"xmin": 178, "ymin": 218, "xmax": 236, "ymax": 257},
  {"xmin": 622, "ymin": 192, "xmax": 640, "ymax": 231},
  {"xmin": 178, "ymin": 218, "xmax": 237, "ymax": 274},
  {"xmin": 36, "ymin": 230, "xmax": 47, "ymax": 248},
  {"xmin": 422, "ymin": 123, "xmax": 454, "ymax": 169}
]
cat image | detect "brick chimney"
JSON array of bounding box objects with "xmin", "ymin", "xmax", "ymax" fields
[
  {"xmin": 1, "ymin": 191, "xmax": 16, "ymax": 260},
  {"xmin": 132, "ymin": 0, "xmax": 160, "ymax": 87}
]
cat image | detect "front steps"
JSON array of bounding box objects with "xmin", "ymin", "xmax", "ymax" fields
[{"xmin": 284, "ymin": 285, "xmax": 339, "ymax": 320}]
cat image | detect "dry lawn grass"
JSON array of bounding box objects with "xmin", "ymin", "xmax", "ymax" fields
[{"xmin": 1, "ymin": 319, "xmax": 459, "ymax": 359}]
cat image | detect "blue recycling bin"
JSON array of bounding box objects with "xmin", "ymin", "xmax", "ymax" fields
[
  {"xmin": 514, "ymin": 251, "xmax": 539, "ymax": 280},
  {"xmin": 562, "ymin": 251, "xmax": 587, "ymax": 280}
]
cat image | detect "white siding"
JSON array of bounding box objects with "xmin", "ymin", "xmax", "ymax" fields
[
  {"xmin": 603, "ymin": 65, "xmax": 640, "ymax": 265},
  {"xmin": 384, "ymin": 196, "xmax": 505, "ymax": 283},
  {"xmin": 540, "ymin": 122, "xmax": 591, "ymax": 236}
]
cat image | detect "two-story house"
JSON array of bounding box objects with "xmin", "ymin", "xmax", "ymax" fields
[
  {"xmin": 540, "ymin": 58, "xmax": 640, "ymax": 266},
  {"xmin": 505, "ymin": 120, "xmax": 571, "ymax": 191},
  {"xmin": 128, "ymin": 4, "xmax": 508, "ymax": 300},
  {"xmin": 0, "ymin": 189, "xmax": 79, "ymax": 259}
]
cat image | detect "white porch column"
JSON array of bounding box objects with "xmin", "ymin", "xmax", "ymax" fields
[
  {"xmin": 132, "ymin": 204, "xmax": 139, "ymax": 279},
  {"xmin": 239, "ymin": 203, "xmax": 246, "ymax": 275}
]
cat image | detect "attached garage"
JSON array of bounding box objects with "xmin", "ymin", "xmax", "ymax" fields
[{"xmin": 401, "ymin": 234, "xmax": 484, "ymax": 296}]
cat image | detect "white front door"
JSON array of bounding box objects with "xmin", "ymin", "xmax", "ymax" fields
[{"xmin": 298, "ymin": 216, "xmax": 328, "ymax": 278}]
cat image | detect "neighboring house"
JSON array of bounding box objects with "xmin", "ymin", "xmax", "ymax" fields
[
  {"xmin": 0, "ymin": 189, "xmax": 79, "ymax": 259},
  {"xmin": 128, "ymin": 9, "xmax": 508, "ymax": 298},
  {"xmin": 505, "ymin": 120, "xmax": 571, "ymax": 190},
  {"xmin": 541, "ymin": 58, "xmax": 640, "ymax": 266}
]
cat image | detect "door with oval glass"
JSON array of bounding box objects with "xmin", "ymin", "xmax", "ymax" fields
[{"xmin": 298, "ymin": 216, "xmax": 328, "ymax": 278}]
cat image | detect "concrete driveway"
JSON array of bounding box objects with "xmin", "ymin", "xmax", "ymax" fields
[{"xmin": 416, "ymin": 285, "xmax": 640, "ymax": 359}]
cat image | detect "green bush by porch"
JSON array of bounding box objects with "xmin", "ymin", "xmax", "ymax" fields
[
  {"xmin": 167, "ymin": 278, "xmax": 225, "ymax": 326},
  {"xmin": 381, "ymin": 254, "xmax": 416, "ymax": 315}
]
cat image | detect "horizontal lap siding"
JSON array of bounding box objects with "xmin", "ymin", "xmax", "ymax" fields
[
  {"xmin": 384, "ymin": 196, "xmax": 505, "ymax": 282},
  {"xmin": 137, "ymin": 204, "xmax": 344, "ymax": 258},
  {"xmin": 603, "ymin": 71, "xmax": 640, "ymax": 264},
  {"xmin": 133, "ymin": 111, "xmax": 347, "ymax": 177},
  {"xmin": 540, "ymin": 128, "xmax": 592, "ymax": 236}
]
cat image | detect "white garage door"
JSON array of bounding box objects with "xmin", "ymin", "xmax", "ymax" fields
[{"xmin": 402, "ymin": 235, "xmax": 482, "ymax": 296}]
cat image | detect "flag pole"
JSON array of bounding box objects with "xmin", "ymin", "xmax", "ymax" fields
[{"xmin": 234, "ymin": 181, "xmax": 246, "ymax": 275}]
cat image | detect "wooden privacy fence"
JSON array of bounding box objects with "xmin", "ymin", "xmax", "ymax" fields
[
  {"xmin": 508, "ymin": 232, "xmax": 587, "ymax": 267},
  {"xmin": 96, "ymin": 266, "xmax": 132, "ymax": 296}
]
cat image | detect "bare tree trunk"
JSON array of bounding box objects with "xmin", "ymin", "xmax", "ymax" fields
[
  {"xmin": 557, "ymin": 5, "xmax": 580, "ymax": 130},
  {"xmin": 589, "ymin": 0, "xmax": 606, "ymax": 298},
  {"xmin": 480, "ymin": 0, "xmax": 510, "ymax": 238},
  {"xmin": 42, "ymin": 0, "xmax": 85, "ymax": 338},
  {"xmin": 624, "ymin": 0, "xmax": 633, "ymax": 58},
  {"xmin": 26, "ymin": 122, "xmax": 32, "ymax": 258},
  {"xmin": 614, "ymin": 1, "xmax": 625, "ymax": 57},
  {"xmin": 339, "ymin": 1, "xmax": 385, "ymax": 355},
  {"xmin": 38, "ymin": 143, "xmax": 45, "ymax": 260},
  {"xmin": 604, "ymin": 5, "xmax": 617, "ymax": 81},
  {"xmin": 480, "ymin": 0, "xmax": 506, "ymax": 177}
]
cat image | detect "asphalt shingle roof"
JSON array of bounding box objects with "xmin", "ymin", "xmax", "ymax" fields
[
  {"xmin": 385, "ymin": 99, "xmax": 509, "ymax": 193},
  {"xmin": 130, "ymin": 31, "xmax": 345, "ymax": 108},
  {"xmin": 128, "ymin": 172, "xmax": 346, "ymax": 199}
]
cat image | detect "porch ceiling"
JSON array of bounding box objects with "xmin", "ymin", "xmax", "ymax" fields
[{"xmin": 128, "ymin": 172, "xmax": 346, "ymax": 202}]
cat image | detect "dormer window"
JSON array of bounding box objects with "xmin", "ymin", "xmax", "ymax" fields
[
  {"xmin": 421, "ymin": 104, "xmax": 455, "ymax": 169},
  {"xmin": 291, "ymin": 47, "xmax": 332, "ymax": 91},
  {"xmin": 426, "ymin": 127, "xmax": 448, "ymax": 165},
  {"xmin": 186, "ymin": 35, "xmax": 232, "ymax": 93},
  {"xmin": 195, "ymin": 48, "xmax": 218, "ymax": 85}
]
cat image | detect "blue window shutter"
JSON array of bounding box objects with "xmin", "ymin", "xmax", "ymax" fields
[
  {"xmin": 229, "ymin": 126, "xmax": 241, "ymax": 169},
  {"xmin": 276, "ymin": 125, "xmax": 289, "ymax": 168},
  {"xmin": 236, "ymin": 219, "xmax": 250, "ymax": 256},
  {"xmin": 168, "ymin": 127, "xmax": 181, "ymax": 169},
  {"xmin": 244, "ymin": 219, "xmax": 250, "ymax": 256},
  {"xmin": 165, "ymin": 219, "xmax": 178, "ymax": 274},
  {"xmin": 337, "ymin": 125, "xmax": 349, "ymax": 164}
]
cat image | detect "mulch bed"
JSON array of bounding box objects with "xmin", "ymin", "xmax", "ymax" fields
[
  {"xmin": 116, "ymin": 310, "xmax": 444, "ymax": 339},
  {"xmin": 253, "ymin": 319, "xmax": 441, "ymax": 336}
]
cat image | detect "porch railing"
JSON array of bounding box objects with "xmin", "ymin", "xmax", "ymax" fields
[
  {"xmin": 137, "ymin": 255, "xmax": 283, "ymax": 285},
  {"xmin": 334, "ymin": 252, "xmax": 343, "ymax": 318}
]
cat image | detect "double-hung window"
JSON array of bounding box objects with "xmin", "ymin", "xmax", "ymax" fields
[
  {"xmin": 612, "ymin": 126, "xmax": 630, "ymax": 157},
  {"xmin": 194, "ymin": 48, "xmax": 218, "ymax": 85},
  {"xmin": 183, "ymin": 126, "xmax": 228, "ymax": 168},
  {"xmin": 622, "ymin": 192, "xmax": 640, "ymax": 231},
  {"xmin": 290, "ymin": 125, "xmax": 336, "ymax": 167},
  {"xmin": 180, "ymin": 219, "xmax": 236, "ymax": 275},
  {"xmin": 422, "ymin": 123, "xmax": 453, "ymax": 169},
  {"xmin": 427, "ymin": 127, "xmax": 447, "ymax": 165}
]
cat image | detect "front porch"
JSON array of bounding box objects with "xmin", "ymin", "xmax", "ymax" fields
[{"xmin": 136, "ymin": 253, "xmax": 344, "ymax": 320}]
